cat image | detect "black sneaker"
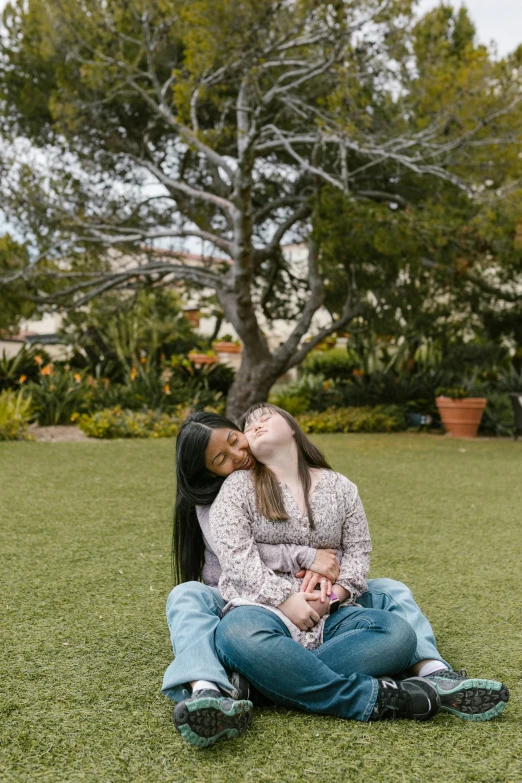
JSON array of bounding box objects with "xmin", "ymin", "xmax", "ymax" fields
[
  {"xmin": 172, "ymin": 689, "xmax": 253, "ymax": 748},
  {"xmin": 230, "ymin": 672, "xmax": 276, "ymax": 708},
  {"xmin": 424, "ymin": 669, "xmax": 509, "ymax": 721},
  {"xmin": 370, "ymin": 677, "xmax": 440, "ymax": 721}
]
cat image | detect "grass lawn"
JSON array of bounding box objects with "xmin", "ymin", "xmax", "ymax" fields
[{"xmin": 0, "ymin": 434, "xmax": 521, "ymax": 783}]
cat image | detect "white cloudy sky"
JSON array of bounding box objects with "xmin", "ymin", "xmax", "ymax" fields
[{"xmin": 416, "ymin": 0, "xmax": 521, "ymax": 56}]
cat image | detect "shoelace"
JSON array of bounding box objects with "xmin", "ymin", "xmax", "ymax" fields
[{"xmin": 378, "ymin": 686, "xmax": 411, "ymax": 719}]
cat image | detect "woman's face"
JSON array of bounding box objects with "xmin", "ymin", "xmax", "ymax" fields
[
  {"xmin": 204, "ymin": 427, "xmax": 254, "ymax": 477},
  {"xmin": 243, "ymin": 408, "xmax": 294, "ymax": 460}
]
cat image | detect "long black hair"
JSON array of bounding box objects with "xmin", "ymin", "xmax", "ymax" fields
[{"xmin": 172, "ymin": 410, "xmax": 241, "ymax": 584}]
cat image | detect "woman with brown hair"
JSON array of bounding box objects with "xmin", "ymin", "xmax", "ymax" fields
[{"xmin": 210, "ymin": 405, "xmax": 508, "ymax": 728}]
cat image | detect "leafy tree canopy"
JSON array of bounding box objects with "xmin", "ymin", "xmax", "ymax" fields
[
  {"xmin": 0, "ymin": 0, "xmax": 521, "ymax": 414},
  {"xmin": 0, "ymin": 233, "xmax": 36, "ymax": 332}
]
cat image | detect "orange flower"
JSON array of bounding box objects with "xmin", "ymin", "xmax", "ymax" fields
[
  {"xmin": 19, "ymin": 374, "xmax": 28, "ymax": 384},
  {"xmin": 34, "ymin": 355, "xmax": 43, "ymax": 365},
  {"xmin": 323, "ymin": 380, "xmax": 331, "ymax": 390},
  {"xmin": 352, "ymin": 368, "xmax": 365, "ymax": 377},
  {"xmin": 74, "ymin": 373, "xmax": 82, "ymax": 383},
  {"xmin": 41, "ymin": 363, "xmax": 54, "ymax": 376},
  {"xmin": 163, "ymin": 384, "xmax": 171, "ymax": 395},
  {"xmin": 130, "ymin": 366, "xmax": 137, "ymax": 381},
  {"xmin": 140, "ymin": 356, "xmax": 146, "ymax": 364}
]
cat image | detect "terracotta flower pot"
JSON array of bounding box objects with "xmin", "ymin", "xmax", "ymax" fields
[
  {"xmin": 212, "ymin": 341, "xmax": 242, "ymax": 353},
  {"xmin": 188, "ymin": 353, "xmax": 217, "ymax": 366},
  {"xmin": 435, "ymin": 396, "xmax": 487, "ymax": 438}
]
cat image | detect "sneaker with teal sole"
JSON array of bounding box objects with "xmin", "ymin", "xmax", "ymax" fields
[
  {"xmin": 424, "ymin": 669, "xmax": 509, "ymax": 721},
  {"xmin": 173, "ymin": 689, "xmax": 253, "ymax": 748}
]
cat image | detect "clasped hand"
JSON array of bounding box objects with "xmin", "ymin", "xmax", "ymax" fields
[
  {"xmin": 279, "ymin": 549, "xmax": 341, "ymax": 631},
  {"xmin": 277, "ymin": 591, "xmax": 330, "ymax": 631},
  {"xmin": 296, "ymin": 548, "xmax": 340, "ymax": 602}
]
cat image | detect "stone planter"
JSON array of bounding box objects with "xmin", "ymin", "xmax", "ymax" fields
[{"xmin": 435, "ymin": 396, "xmax": 487, "ymax": 438}]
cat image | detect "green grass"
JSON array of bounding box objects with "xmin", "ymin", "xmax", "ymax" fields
[{"xmin": 0, "ymin": 434, "xmax": 521, "ymax": 783}]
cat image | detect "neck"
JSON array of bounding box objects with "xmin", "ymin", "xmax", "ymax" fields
[{"xmin": 261, "ymin": 439, "xmax": 302, "ymax": 485}]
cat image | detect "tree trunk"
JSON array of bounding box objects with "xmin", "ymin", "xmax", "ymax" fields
[{"xmin": 225, "ymin": 356, "xmax": 282, "ymax": 421}]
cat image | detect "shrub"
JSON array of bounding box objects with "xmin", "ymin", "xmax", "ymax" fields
[
  {"xmin": 299, "ymin": 348, "xmax": 355, "ymax": 380},
  {"xmin": 480, "ymin": 392, "xmax": 516, "ymax": 437},
  {"xmin": 0, "ymin": 346, "xmax": 51, "ymax": 392},
  {"xmin": 270, "ymin": 374, "xmax": 342, "ymax": 414},
  {"xmin": 28, "ymin": 365, "xmax": 90, "ymax": 425},
  {"xmin": 339, "ymin": 369, "xmax": 451, "ymax": 410},
  {"xmin": 76, "ymin": 407, "xmax": 180, "ymax": 439},
  {"xmin": 62, "ymin": 287, "xmax": 205, "ymax": 377},
  {"xmin": 495, "ymin": 366, "xmax": 522, "ymax": 393},
  {"xmin": 296, "ymin": 405, "xmax": 407, "ymax": 434},
  {"xmin": 84, "ymin": 359, "xmax": 233, "ymax": 414},
  {"xmin": 0, "ymin": 389, "xmax": 33, "ymax": 441}
]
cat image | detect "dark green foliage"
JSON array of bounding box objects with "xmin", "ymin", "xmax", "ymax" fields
[
  {"xmin": 300, "ymin": 348, "xmax": 356, "ymax": 381},
  {"xmin": 84, "ymin": 360, "xmax": 233, "ymax": 414},
  {"xmin": 62, "ymin": 289, "xmax": 206, "ymax": 381},
  {"xmin": 481, "ymin": 392, "xmax": 518, "ymax": 437},
  {"xmin": 0, "ymin": 346, "xmax": 51, "ymax": 391},
  {"xmin": 27, "ymin": 366, "xmax": 90, "ymax": 425},
  {"xmin": 270, "ymin": 374, "xmax": 341, "ymax": 416},
  {"xmin": 0, "ymin": 233, "xmax": 36, "ymax": 332}
]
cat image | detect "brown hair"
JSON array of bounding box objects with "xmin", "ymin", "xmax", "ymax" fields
[{"xmin": 238, "ymin": 403, "xmax": 332, "ymax": 528}]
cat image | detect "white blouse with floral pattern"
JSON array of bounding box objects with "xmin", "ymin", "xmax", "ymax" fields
[{"xmin": 209, "ymin": 468, "xmax": 372, "ymax": 650}]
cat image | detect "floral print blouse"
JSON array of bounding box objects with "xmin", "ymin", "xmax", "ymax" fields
[{"xmin": 209, "ymin": 468, "xmax": 372, "ymax": 650}]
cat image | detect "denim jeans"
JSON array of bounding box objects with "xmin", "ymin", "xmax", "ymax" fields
[
  {"xmin": 216, "ymin": 605, "xmax": 417, "ymax": 721},
  {"xmin": 355, "ymin": 578, "xmax": 450, "ymax": 667},
  {"xmin": 161, "ymin": 577, "xmax": 448, "ymax": 704}
]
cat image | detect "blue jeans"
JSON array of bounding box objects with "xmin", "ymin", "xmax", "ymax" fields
[
  {"xmin": 215, "ymin": 605, "xmax": 417, "ymax": 721},
  {"xmin": 161, "ymin": 578, "xmax": 449, "ymax": 703}
]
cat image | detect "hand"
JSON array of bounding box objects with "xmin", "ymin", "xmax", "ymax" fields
[
  {"xmin": 310, "ymin": 549, "xmax": 340, "ymax": 582},
  {"xmin": 295, "ymin": 570, "xmax": 333, "ymax": 602},
  {"xmin": 278, "ymin": 592, "xmax": 321, "ymax": 631},
  {"xmin": 306, "ymin": 593, "xmax": 331, "ymax": 619}
]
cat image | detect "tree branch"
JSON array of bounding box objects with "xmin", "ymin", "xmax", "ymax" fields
[
  {"xmin": 11, "ymin": 258, "xmax": 223, "ymax": 307},
  {"xmin": 73, "ymin": 222, "xmax": 234, "ymax": 255},
  {"xmin": 131, "ymin": 155, "xmax": 234, "ymax": 213},
  {"xmin": 272, "ymin": 237, "xmax": 325, "ymax": 367},
  {"xmin": 253, "ymin": 204, "xmax": 312, "ymax": 266}
]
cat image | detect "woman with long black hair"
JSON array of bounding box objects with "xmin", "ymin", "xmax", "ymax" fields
[
  {"xmin": 164, "ymin": 410, "xmax": 339, "ymax": 746},
  {"xmin": 163, "ymin": 409, "xmax": 508, "ymax": 748}
]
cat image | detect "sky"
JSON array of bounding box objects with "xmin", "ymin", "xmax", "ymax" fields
[{"xmin": 416, "ymin": 0, "xmax": 522, "ymax": 57}]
